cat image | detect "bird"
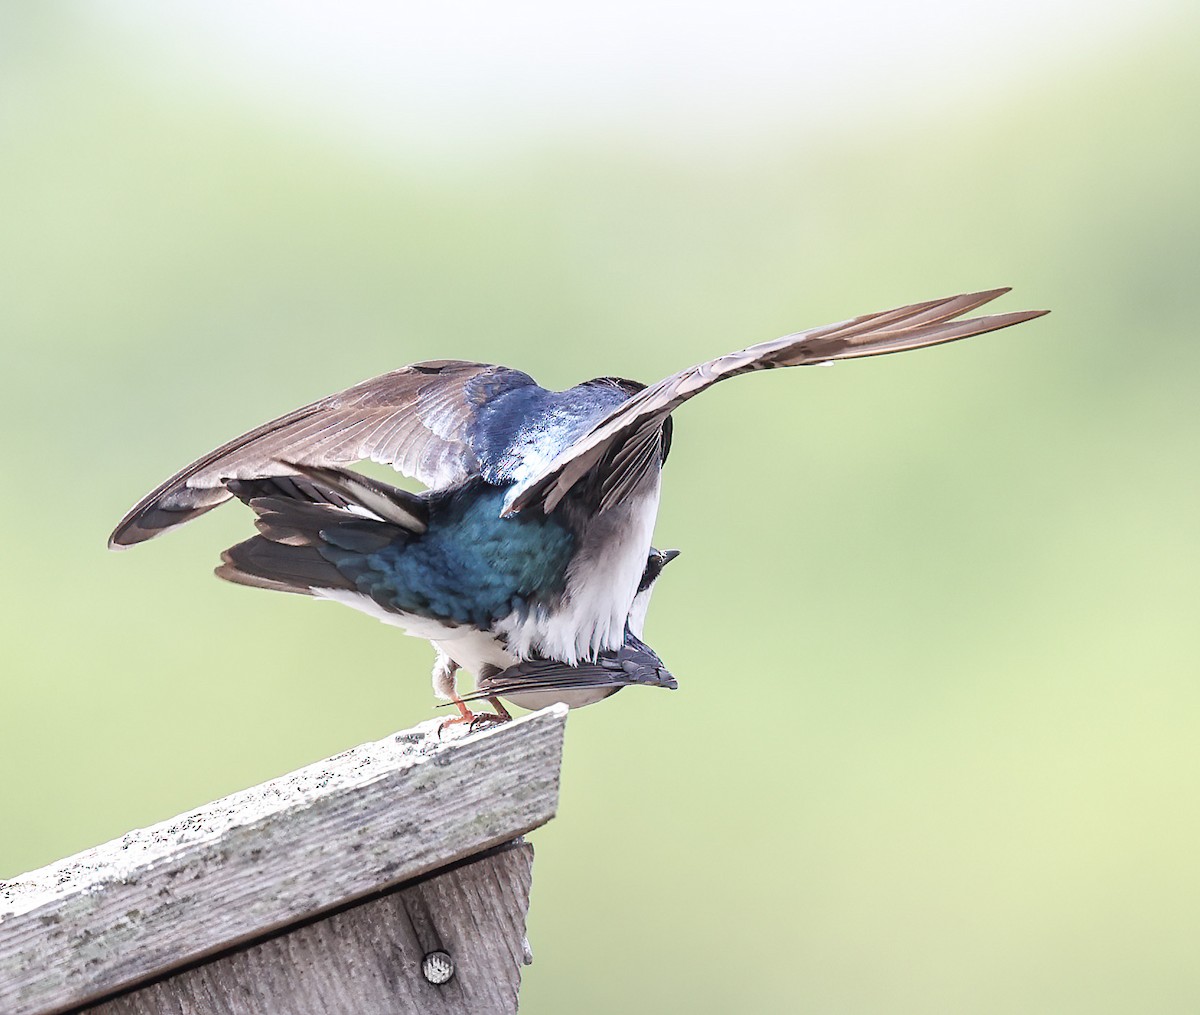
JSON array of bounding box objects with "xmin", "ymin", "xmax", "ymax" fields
[
  {"xmin": 465, "ymin": 628, "xmax": 677, "ymax": 716},
  {"xmin": 455, "ymin": 548, "xmax": 679, "ymax": 718},
  {"xmin": 207, "ymin": 464, "xmax": 679, "ymax": 724},
  {"xmin": 109, "ymin": 288, "xmax": 1046, "ymax": 721}
]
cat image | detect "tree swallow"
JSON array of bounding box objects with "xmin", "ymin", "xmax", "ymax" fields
[
  {"xmin": 109, "ymin": 289, "xmax": 1046, "ymax": 720},
  {"xmin": 466, "ymin": 547, "xmax": 681, "ymax": 716},
  {"xmin": 206, "ymin": 463, "xmax": 678, "ymax": 724}
]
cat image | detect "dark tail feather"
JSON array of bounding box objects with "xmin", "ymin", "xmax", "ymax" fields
[
  {"xmin": 216, "ymin": 536, "xmax": 351, "ymax": 595},
  {"xmin": 214, "ymin": 467, "xmax": 425, "ymax": 595}
]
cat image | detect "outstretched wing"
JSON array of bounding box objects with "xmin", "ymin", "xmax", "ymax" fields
[
  {"xmin": 504, "ymin": 288, "xmax": 1048, "ymax": 516},
  {"xmin": 109, "ymin": 361, "xmax": 537, "ymax": 548}
]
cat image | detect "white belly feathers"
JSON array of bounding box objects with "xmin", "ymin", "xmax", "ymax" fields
[{"xmin": 498, "ymin": 474, "xmax": 661, "ymax": 665}]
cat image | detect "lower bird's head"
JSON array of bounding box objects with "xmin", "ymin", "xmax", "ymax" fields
[{"xmin": 629, "ymin": 546, "xmax": 680, "ymax": 639}]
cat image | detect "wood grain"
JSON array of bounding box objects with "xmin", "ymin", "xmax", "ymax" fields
[
  {"xmin": 83, "ymin": 842, "xmax": 535, "ymax": 1015},
  {"xmin": 0, "ymin": 707, "xmax": 566, "ymax": 1015}
]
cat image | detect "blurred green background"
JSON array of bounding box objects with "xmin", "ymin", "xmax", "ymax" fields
[{"xmin": 3, "ymin": 3, "xmax": 1198, "ymax": 1012}]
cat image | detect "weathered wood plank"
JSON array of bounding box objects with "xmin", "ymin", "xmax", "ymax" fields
[
  {"xmin": 82, "ymin": 841, "xmax": 535, "ymax": 1015},
  {"xmin": 0, "ymin": 706, "xmax": 567, "ymax": 1015}
]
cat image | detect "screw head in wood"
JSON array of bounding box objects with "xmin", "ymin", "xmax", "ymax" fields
[{"xmin": 422, "ymin": 949, "xmax": 455, "ymax": 985}]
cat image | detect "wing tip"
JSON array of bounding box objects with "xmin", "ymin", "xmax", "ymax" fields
[
  {"xmin": 983, "ymin": 307, "xmax": 1051, "ymax": 329},
  {"xmin": 107, "ymin": 520, "xmax": 151, "ymax": 551},
  {"xmin": 958, "ymin": 288, "xmax": 1052, "ymax": 323},
  {"xmin": 105, "ymin": 514, "xmax": 178, "ymax": 551}
]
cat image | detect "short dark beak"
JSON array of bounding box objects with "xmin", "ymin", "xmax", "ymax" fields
[{"xmin": 662, "ymin": 548, "xmax": 681, "ymax": 565}]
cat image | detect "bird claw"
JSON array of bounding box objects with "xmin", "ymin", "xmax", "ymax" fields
[
  {"xmin": 467, "ymin": 711, "xmax": 511, "ymax": 732},
  {"xmin": 437, "ymin": 706, "xmax": 511, "ymax": 739},
  {"xmin": 437, "ymin": 713, "xmax": 472, "ymax": 739},
  {"xmin": 437, "ymin": 693, "xmax": 509, "ymax": 738}
]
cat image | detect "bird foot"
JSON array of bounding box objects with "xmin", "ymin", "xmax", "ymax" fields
[
  {"xmin": 436, "ymin": 711, "xmax": 510, "ymax": 738},
  {"xmin": 467, "ymin": 711, "xmax": 511, "ymax": 732},
  {"xmin": 437, "ymin": 696, "xmax": 511, "ymax": 738},
  {"xmin": 469, "ymin": 697, "xmax": 512, "ymax": 731},
  {"xmin": 437, "ymin": 712, "xmax": 475, "ymax": 739}
]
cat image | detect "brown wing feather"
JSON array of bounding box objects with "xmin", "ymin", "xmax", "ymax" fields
[
  {"xmin": 504, "ymin": 289, "xmax": 1048, "ymax": 516},
  {"xmin": 109, "ymin": 360, "xmax": 532, "ymax": 548}
]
